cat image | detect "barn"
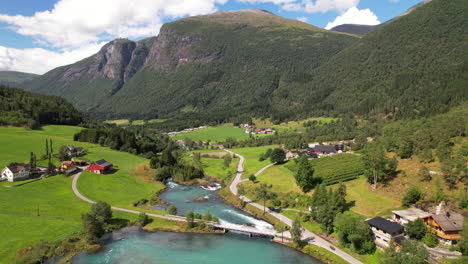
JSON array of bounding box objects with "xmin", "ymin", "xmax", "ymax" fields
[{"xmin": 87, "ymin": 159, "xmax": 113, "ymax": 174}]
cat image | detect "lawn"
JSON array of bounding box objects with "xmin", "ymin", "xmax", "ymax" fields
[
  {"xmin": 0, "ymin": 176, "xmax": 90, "ymax": 263},
  {"xmin": 253, "ymin": 117, "xmax": 338, "ymax": 132},
  {"xmin": 182, "ymin": 150, "xmax": 238, "ymax": 181},
  {"xmin": 229, "ymin": 145, "xmax": 278, "ymax": 178},
  {"xmin": 336, "ymin": 178, "xmax": 401, "ymax": 217},
  {"xmin": 77, "ymin": 144, "xmax": 165, "ymax": 210},
  {"xmin": 256, "ymin": 164, "xmax": 302, "ymax": 194},
  {"xmin": 173, "ymin": 124, "xmax": 250, "ymax": 142},
  {"xmin": 0, "ymin": 125, "xmax": 166, "ymax": 262}
]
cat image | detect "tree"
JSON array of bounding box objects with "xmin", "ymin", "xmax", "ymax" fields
[
  {"xmin": 290, "ymin": 217, "xmax": 304, "ymax": 246},
  {"xmin": 418, "ymin": 147, "xmax": 433, "ymax": 163},
  {"xmin": 436, "ymin": 139, "xmax": 452, "ymax": 162},
  {"xmin": 380, "ymin": 240, "xmax": 428, "ymax": 264},
  {"xmin": 406, "ymin": 219, "xmax": 427, "ymax": 240},
  {"xmin": 192, "ymin": 152, "xmax": 202, "ymax": 169},
  {"xmin": 432, "ymin": 178, "xmax": 446, "ymax": 203},
  {"xmin": 57, "ymin": 145, "xmax": 71, "ymax": 162},
  {"xmin": 423, "ymin": 231, "xmax": 438, "ymax": 247},
  {"xmin": 402, "ymin": 187, "xmax": 424, "ymax": 207},
  {"xmin": 459, "ymin": 225, "xmax": 468, "ymax": 255},
  {"xmin": 202, "ymin": 209, "xmax": 213, "ymax": 221},
  {"xmin": 249, "ymin": 174, "xmax": 256, "ymax": 182},
  {"xmin": 167, "ymin": 205, "xmax": 178, "ymax": 215},
  {"xmin": 29, "ymin": 152, "xmax": 36, "ymax": 171},
  {"xmin": 45, "ymin": 138, "xmax": 49, "ymax": 157},
  {"xmin": 154, "ymin": 166, "xmax": 172, "ymax": 182},
  {"xmin": 81, "ymin": 213, "xmax": 104, "ymax": 241},
  {"xmin": 223, "ymin": 154, "xmax": 232, "ymax": 168},
  {"xmin": 160, "ymin": 149, "xmax": 177, "ymax": 167},
  {"xmin": 237, "ymin": 184, "xmax": 246, "ymax": 198},
  {"xmin": 334, "ymin": 212, "xmax": 375, "ymax": 254},
  {"xmin": 185, "ymin": 210, "xmax": 195, "ymax": 228},
  {"xmin": 138, "ymin": 212, "xmax": 149, "ymax": 226},
  {"xmin": 419, "ymin": 166, "xmax": 431, "ymax": 182},
  {"xmin": 270, "ymin": 148, "xmax": 286, "ymax": 164},
  {"xmin": 90, "ymin": 201, "xmax": 112, "ymax": 224},
  {"xmin": 294, "ymin": 156, "xmax": 319, "ymax": 192},
  {"xmin": 255, "ymin": 184, "xmax": 275, "ymax": 214},
  {"xmin": 398, "ymin": 138, "xmax": 414, "ymax": 159},
  {"xmin": 363, "ymin": 142, "xmax": 399, "ymax": 190}
]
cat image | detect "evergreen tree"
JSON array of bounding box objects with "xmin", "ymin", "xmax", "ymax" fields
[
  {"xmin": 294, "ymin": 156, "xmax": 319, "ymax": 192},
  {"xmin": 406, "ymin": 219, "xmax": 427, "ymax": 240},
  {"xmin": 185, "ymin": 211, "xmax": 195, "ymax": 228},
  {"xmin": 290, "ymin": 217, "xmax": 304, "ymax": 246},
  {"xmin": 423, "ymin": 231, "xmax": 438, "ymax": 247},
  {"xmin": 167, "ymin": 205, "xmax": 178, "ymax": 215},
  {"xmin": 402, "ymin": 187, "xmax": 424, "ymax": 207}
]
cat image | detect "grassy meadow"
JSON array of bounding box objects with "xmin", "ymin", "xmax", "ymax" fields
[
  {"xmin": 0, "ymin": 125, "xmax": 165, "ymax": 262},
  {"xmin": 173, "ymin": 124, "xmax": 251, "ymax": 142},
  {"xmin": 229, "ymin": 145, "xmax": 278, "ymax": 178},
  {"xmin": 182, "ymin": 150, "xmax": 238, "ymax": 181},
  {"xmin": 253, "ymin": 117, "xmax": 338, "ymax": 132}
]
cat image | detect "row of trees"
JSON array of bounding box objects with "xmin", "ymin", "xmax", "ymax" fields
[{"xmin": 151, "ymin": 147, "xmax": 204, "ymax": 183}]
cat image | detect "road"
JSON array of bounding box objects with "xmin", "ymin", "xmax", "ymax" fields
[
  {"xmin": 71, "ymin": 168, "xmax": 187, "ymax": 222},
  {"xmin": 224, "ymin": 149, "xmax": 362, "ymax": 264}
]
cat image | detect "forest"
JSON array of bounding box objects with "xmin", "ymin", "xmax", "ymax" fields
[{"xmin": 0, "ymin": 85, "xmax": 86, "ymax": 129}]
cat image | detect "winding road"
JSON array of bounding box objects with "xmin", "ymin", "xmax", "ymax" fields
[{"xmin": 224, "ymin": 149, "xmax": 362, "ymax": 264}]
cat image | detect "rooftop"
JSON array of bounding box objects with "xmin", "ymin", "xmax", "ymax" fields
[
  {"xmin": 95, "ymin": 159, "xmax": 112, "ymax": 167},
  {"xmin": 432, "ymin": 212, "xmax": 464, "ymax": 232},
  {"xmin": 392, "ymin": 208, "xmax": 431, "ymax": 221},
  {"xmin": 367, "ymin": 217, "xmax": 404, "ymax": 234}
]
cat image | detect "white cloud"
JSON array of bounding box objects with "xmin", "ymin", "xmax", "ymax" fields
[
  {"xmin": 0, "ymin": 43, "xmax": 106, "ymax": 74},
  {"xmin": 297, "ymin": 16, "xmax": 308, "ymax": 22},
  {"xmin": 282, "ymin": 0, "xmax": 360, "ymax": 13},
  {"xmin": 0, "ymin": 0, "xmax": 228, "ymax": 74},
  {"xmin": 0, "ymin": 0, "xmax": 226, "ymax": 50},
  {"xmin": 325, "ymin": 6, "xmax": 380, "ymax": 29},
  {"xmin": 238, "ymin": 0, "xmax": 295, "ymax": 4}
]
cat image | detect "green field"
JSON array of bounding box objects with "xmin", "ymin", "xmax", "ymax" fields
[
  {"xmin": 0, "ymin": 126, "xmax": 166, "ymax": 262},
  {"xmin": 182, "ymin": 150, "xmax": 238, "ymax": 181},
  {"xmin": 229, "ymin": 145, "xmax": 278, "ymax": 178},
  {"xmin": 255, "ymin": 164, "xmax": 302, "ymax": 194},
  {"xmin": 254, "ymin": 117, "xmax": 338, "ymax": 132},
  {"xmin": 105, "ymin": 119, "xmax": 166, "ymax": 126},
  {"xmin": 337, "ymin": 178, "xmax": 401, "ymax": 217},
  {"xmin": 173, "ymin": 124, "xmax": 251, "ymax": 142}
]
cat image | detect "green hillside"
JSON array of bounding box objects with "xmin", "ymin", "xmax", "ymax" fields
[
  {"xmin": 24, "ymin": 9, "xmax": 357, "ymax": 121},
  {"xmin": 0, "ymin": 71, "xmax": 38, "ymax": 87},
  {"xmin": 286, "ymin": 0, "xmax": 467, "ymax": 119},
  {"xmin": 0, "ymin": 85, "xmax": 86, "ymax": 128},
  {"xmin": 23, "ymin": 0, "xmax": 468, "ymax": 122}
]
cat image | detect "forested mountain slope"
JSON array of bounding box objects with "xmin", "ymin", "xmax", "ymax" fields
[
  {"xmin": 24, "ymin": 0, "xmax": 467, "ymax": 122},
  {"xmin": 24, "ymin": 9, "xmax": 357, "ymax": 120},
  {"xmin": 0, "ymin": 85, "xmax": 86, "ymax": 128},
  {"xmin": 283, "ymin": 0, "xmax": 467, "ymax": 120}
]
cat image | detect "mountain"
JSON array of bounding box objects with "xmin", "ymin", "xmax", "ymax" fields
[
  {"xmin": 24, "ymin": 0, "xmax": 467, "ymax": 122},
  {"xmin": 286, "ymin": 0, "xmax": 467, "ymax": 119},
  {"xmin": 330, "ymin": 0, "xmax": 433, "ymax": 36},
  {"xmin": 330, "ymin": 24, "xmax": 378, "ymax": 36},
  {"xmin": 0, "ymin": 71, "xmax": 38, "ymax": 87},
  {"xmin": 0, "ymin": 85, "xmax": 86, "ymax": 128},
  {"xmin": 24, "ymin": 9, "xmax": 357, "ymax": 120}
]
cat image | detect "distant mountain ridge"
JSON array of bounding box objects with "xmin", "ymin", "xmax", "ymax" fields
[
  {"xmin": 330, "ymin": 0, "xmax": 433, "ymax": 36},
  {"xmin": 0, "ymin": 71, "xmax": 38, "ymax": 87},
  {"xmin": 23, "ymin": 0, "xmax": 467, "ymax": 122}
]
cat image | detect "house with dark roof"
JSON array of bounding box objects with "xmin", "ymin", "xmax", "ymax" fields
[
  {"xmin": 87, "ymin": 159, "xmax": 113, "ymax": 174},
  {"xmin": 307, "ymin": 144, "xmax": 345, "ymax": 155},
  {"xmin": 1, "ymin": 163, "xmax": 31, "ymax": 182},
  {"xmin": 66, "ymin": 146, "xmax": 83, "ymax": 157},
  {"xmin": 367, "ymin": 217, "xmax": 405, "ymax": 249},
  {"xmin": 422, "ymin": 203, "xmax": 464, "ymax": 244}
]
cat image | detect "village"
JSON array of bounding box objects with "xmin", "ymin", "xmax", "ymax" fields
[{"xmin": 0, "ymin": 145, "xmax": 113, "ymax": 183}]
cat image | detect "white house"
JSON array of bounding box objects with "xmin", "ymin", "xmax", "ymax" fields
[
  {"xmin": 1, "ymin": 163, "xmax": 31, "ymax": 182},
  {"xmin": 367, "ymin": 217, "xmax": 406, "ymax": 249},
  {"xmin": 392, "ymin": 208, "xmax": 431, "ymax": 225}
]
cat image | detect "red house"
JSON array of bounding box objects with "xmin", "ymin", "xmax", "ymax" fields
[{"xmin": 87, "ymin": 159, "xmax": 113, "ymax": 174}]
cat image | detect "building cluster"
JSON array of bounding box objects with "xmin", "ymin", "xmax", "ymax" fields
[
  {"xmin": 366, "ymin": 204, "xmax": 464, "ymax": 250},
  {"xmin": 1, "ymin": 146, "xmax": 114, "ymax": 182},
  {"xmin": 241, "ymin": 124, "xmax": 276, "ymax": 135},
  {"xmin": 284, "ymin": 143, "xmax": 347, "ymax": 160}
]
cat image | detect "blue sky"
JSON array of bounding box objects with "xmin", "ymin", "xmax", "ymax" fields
[{"xmin": 0, "ymin": 0, "xmax": 422, "ymax": 74}]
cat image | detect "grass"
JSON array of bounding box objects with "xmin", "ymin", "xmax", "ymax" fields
[
  {"xmin": 255, "ymin": 163, "xmax": 302, "ymax": 194},
  {"xmin": 335, "ymin": 178, "xmax": 401, "ymax": 217},
  {"xmin": 0, "ymin": 176, "xmax": 90, "ymax": 263},
  {"xmin": 0, "ymin": 125, "xmax": 168, "ymax": 262},
  {"xmin": 173, "ymin": 124, "xmax": 251, "ymax": 142},
  {"xmin": 253, "ymin": 117, "xmax": 338, "ymax": 132},
  {"xmin": 281, "ymin": 210, "xmax": 322, "ymax": 233},
  {"xmin": 104, "ymin": 119, "xmax": 166, "ymax": 126},
  {"xmin": 77, "ymin": 149, "xmax": 165, "ymax": 210},
  {"xmin": 201, "ymin": 157, "xmax": 238, "ymax": 181},
  {"xmin": 229, "ymin": 145, "xmax": 278, "ymax": 178}
]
